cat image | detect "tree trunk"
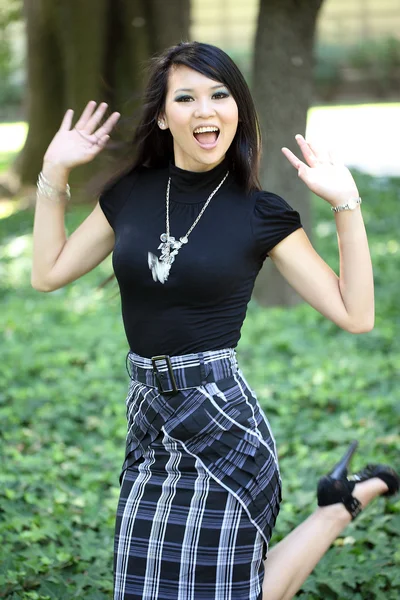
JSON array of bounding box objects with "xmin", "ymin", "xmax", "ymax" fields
[
  {"xmin": 103, "ymin": 0, "xmax": 190, "ymax": 135},
  {"xmin": 17, "ymin": 0, "xmax": 64, "ymax": 184},
  {"xmin": 146, "ymin": 0, "xmax": 190, "ymax": 53},
  {"xmin": 251, "ymin": 0, "xmax": 323, "ymax": 306},
  {"xmin": 107, "ymin": 0, "xmax": 151, "ymax": 116},
  {"xmin": 54, "ymin": 0, "xmax": 109, "ymax": 187},
  {"xmin": 17, "ymin": 0, "xmax": 190, "ymax": 194}
]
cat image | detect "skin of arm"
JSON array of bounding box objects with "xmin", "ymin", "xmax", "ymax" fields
[
  {"xmin": 271, "ymin": 134, "xmax": 374, "ymax": 334},
  {"xmin": 31, "ymin": 102, "xmax": 120, "ymax": 292},
  {"xmin": 269, "ymin": 213, "xmax": 374, "ymax": 334},
  {"xmin": 32, "ymin": 162, "xmax": 115, "ymax": 291},
  {"xmin": 32, "ymin": 201, "xmax": 115, "ymax": 292}
]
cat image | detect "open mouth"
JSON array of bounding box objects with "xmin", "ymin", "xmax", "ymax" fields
[{"xmin": 193, "ymin": 126, "xmax": 220, "ymax": 149}]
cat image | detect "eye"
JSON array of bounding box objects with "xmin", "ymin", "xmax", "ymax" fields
[
  {"xmin": 175, "ymin": 91, "xmax": 230, "ymax": 102},
  {"xmin": 213, "ymin": 91, "xmax": 229, "ymax": 99},
  {"xmin": 175, "ymin": 95, "xmax": 193, "ymax": 102}
]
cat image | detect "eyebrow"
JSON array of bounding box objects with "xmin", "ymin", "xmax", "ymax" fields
[{"xmin": 173, "ymin": 84, "xmax": 227, "ymax": 93}]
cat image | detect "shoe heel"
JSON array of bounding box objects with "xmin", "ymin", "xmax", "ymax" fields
[
  {"xmin": 329, "ymin": 440, "xmax": 358, "ymax": 480},
  {"xmin": 317, "ymin": 441, "xmax": 361, "ymax": 518}
]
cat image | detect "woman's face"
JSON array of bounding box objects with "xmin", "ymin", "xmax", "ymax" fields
[{"xmin": 160, "ymin": 64, "xmax": 239, "ymax": 172}]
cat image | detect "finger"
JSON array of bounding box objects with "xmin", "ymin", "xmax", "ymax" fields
[
  {"xmin": 97, "ymin": 134, "xmax": 110, "ymax": 148},
  {"xmin": 83, "ymin": 102, "xmax": 109, "ymax": 134},
  {"xmin": 305, "ymin": 138, "xmax": 330, "ymax": 164},
  {"xmin": 94, "ymin": 112, "xmax": 121, "ymax": 138},
  {"xmin": 295, "ymin": 134, "xmax": 320, "ymax": 167},
  {"xmin": 281, "ymin": 146, "xmax": 307, "ymax": 171},
  {"xmin": 59, "ymin": 109, "xmax": 74, "ymax": 131},
  {"xmin": 74, "ymin": 100, "xmax": 98, "ymax": 130}
]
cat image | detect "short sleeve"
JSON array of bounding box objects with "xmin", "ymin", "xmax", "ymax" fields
[
  {"xmin": 252, "ymin": 191, "xmax": 303, "ymax": 260},
  {"xmin": 99, "ymin": 169, "xmax": 139, "ymax": 230}
]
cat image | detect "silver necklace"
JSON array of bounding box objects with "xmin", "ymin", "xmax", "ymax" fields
[{"xmin": 148, "ymin": 170, "xmax": 229, "ymax": 284}]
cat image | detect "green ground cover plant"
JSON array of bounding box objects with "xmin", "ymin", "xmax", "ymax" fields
[{"xmin": 0, "ymin": 159, "xmax": 399, "ymax": 598}]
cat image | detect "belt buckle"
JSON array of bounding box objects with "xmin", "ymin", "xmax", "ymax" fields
[{"xmin": 151, "ymin": 355, "xmax": 179, "ymax": 395}]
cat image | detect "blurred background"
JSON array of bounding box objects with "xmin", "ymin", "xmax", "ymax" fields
[{"xmin": 1, "ymin": 1, "xmax": 399, "ymax": 598}]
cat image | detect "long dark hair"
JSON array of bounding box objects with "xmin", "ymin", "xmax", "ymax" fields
[{"xmin": 100, "ymin": 41, "xmax": 262, "ymax": 197}]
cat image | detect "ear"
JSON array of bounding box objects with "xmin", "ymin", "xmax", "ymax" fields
[{"xmin": 157, "ymin": 114, "xmax": 169, "ymax": 130}]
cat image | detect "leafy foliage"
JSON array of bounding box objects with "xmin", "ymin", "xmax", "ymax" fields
[
  {"xmin": 0, "ymin": 168, "xmax": 399, "ymax": 598},
  {"xmin": 314, "ymin": 37, "xmax": 400, "ymax": 100}
]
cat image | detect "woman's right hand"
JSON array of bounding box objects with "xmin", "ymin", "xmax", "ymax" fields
[{"xmin": 43, "ymin": 101, "xmax": 121, "ymax": 171}]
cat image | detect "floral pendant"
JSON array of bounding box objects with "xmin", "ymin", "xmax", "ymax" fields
[{"xmin": 148, "ymin": 233, "xmax": 188, "ymax": 284}]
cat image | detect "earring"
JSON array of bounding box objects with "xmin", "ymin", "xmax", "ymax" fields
[{"xmin": 158, "ymin": 120, "xmax": 164, "ymax": 128}]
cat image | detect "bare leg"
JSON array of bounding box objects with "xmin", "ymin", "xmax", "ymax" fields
[{"xmin": 262, "ymin": 478, "xmax": 389, "ymax": 600}]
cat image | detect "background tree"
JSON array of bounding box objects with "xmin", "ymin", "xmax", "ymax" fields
[
  {"xmin": 17, "ymin": 0, "xmax": 190, "ymax": 192},
  {"xmin": 0, "ymin": 0, "xmax": 23, "ymax": 117},
  {"xmin": 252, "ymin": 0, "xmax": 324, "ymax": 306}
]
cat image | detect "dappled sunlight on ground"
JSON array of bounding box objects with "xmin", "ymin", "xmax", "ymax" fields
[
  {"xmin": 0, "ymin": 200, "xmax": 17, "ymax": 219},
  {"xmin": 0, "ymin": 198, "xmax": 28, "ymax": 218},
  {"xmin": 307, "ymin": 104, "xmax": 400, "ymax": 177},
  {"xmin": 0, "ymin": 122, "xmax": 27, "ymax": 153}
]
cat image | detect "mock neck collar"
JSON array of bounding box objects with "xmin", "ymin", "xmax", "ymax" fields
[{"xmin": 168, "ymin": 157, "xmax": 231, "ymax": 203}]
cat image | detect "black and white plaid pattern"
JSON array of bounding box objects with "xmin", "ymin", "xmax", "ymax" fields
[
  {"xmin": 125, "ymin": 347, "xmax": 239, "ymax": 390},
  {"xmin": 114, "ymin": 347, "xmax": 282, "ymax": 599}
]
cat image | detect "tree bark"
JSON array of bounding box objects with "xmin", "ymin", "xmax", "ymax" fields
[
  {"xmin": 251, "ymin": 0, "xmax": 324, "ymax": 306},
  {"xmin": 17, "ymin": 0, "xmax": 190, "ymax": 193},
  {"xmin": 146, "ymin": 0, "xmax": 190, "ymax": 53},
  {"xmin": 17, "ymin": 0, "xmax": 64, "ymax": 184},
  {"xmin": 54, "ymin": 0, "xmax": 109, "ymax": 187},
  {"xmin": 55, "ymin": 0, "xmax": 109, "ymax": 115}
]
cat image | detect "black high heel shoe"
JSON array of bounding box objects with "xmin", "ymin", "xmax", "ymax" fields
[{"xmin": 317, "ymin": 441, "xmax": 400, "ymax": 520}]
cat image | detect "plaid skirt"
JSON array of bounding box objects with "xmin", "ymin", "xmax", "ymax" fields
[{"xmin": 113, "ymin": 348, "xmax": 282, "ymax": 600}]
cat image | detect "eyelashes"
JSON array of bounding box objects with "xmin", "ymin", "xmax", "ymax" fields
[{"xmin": 175, "ymin": 92, "xmax": 230, "ymax": 102}]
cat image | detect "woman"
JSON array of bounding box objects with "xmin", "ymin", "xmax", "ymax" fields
[{"xmin": 32, "ymin": 41, "xmax": 399, "ymax": 600}]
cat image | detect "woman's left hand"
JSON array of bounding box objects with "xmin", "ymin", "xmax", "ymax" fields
[{"xmin": 282, "ymin": 134, "xmax": 359, "ymax": 207}]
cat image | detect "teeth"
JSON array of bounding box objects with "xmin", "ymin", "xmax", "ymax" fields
[{"xmin": 193, "ymin": 126, "xmax": 219, "ymax": 134}]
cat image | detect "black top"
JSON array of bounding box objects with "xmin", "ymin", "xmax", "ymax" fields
[{"xmin": 99, "ymin": 157, "xmax": 302, "ymax": 357}]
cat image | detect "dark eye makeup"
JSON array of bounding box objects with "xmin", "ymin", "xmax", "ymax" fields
[{"xmin": 175, "ymin": 91, "xmax": 230, "ymax": 102}]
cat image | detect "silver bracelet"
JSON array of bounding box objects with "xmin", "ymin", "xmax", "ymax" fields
[
  {"xmin": 331, "ymin": 197, "xmax": 362, "ymax": 213},
  {"xmin": 36, "ymin": 171, "xmax": 71, "ymax": 203}
]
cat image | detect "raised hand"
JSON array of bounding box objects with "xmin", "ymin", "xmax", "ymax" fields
[
  {"xmin": 43, "ymin": 101, "xmax": 121, "ymax": 171},
  {"xmin": 282, "ymin": 134, "xmax": 359, "ymax": 207}
]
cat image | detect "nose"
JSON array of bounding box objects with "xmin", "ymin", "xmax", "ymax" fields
[{"xmin": 194, "ymin": 97, "xmax": 216, "ymax": 119}]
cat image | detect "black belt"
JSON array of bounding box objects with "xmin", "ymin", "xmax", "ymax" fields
[{"xmin": 126, "ymin": 352, "xmax": 236, "ymax": 396}]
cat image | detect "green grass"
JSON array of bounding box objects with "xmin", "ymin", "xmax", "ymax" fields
[{"xmin": 0, "ymin": 148, "xmax": 399, "ymax": 598}]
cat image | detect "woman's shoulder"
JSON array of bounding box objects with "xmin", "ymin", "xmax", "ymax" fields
[
  {"xmin": 253, "ymin": 188, "xmax": 298, "ymax": 214},
  {"xmin": 99, "ymin": 164, "xmax": 168, "ymax": 229},
  {"xmin": 103, "ymin": 163, "xmax": 167, "ymax": 196},
  {"xmin": 251, "ymin": 188, "xmax": 303, "ymax": 259}
]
